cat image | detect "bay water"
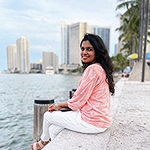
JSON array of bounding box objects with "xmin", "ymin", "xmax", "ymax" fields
[{"xmin": 0, "ymin": 74, "xmax": 81, "ymax": 150}]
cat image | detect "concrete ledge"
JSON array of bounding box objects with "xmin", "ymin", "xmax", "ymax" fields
[
  {"xmin": 42, "ymin": 78, "xmax": 126, "ymax": 150},
  {"xmin": 43, "ymin": 129, "xmax": 112, "ymax": 150},
  {"xmin": 129, "ymin": 61, "xmax": 150, "ymax": 81}
]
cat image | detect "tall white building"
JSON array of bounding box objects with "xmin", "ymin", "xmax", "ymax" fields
[
  {"xmin": 61, "ymin": 21, "xmax": 70, "ymax": 65},
  {"xmin": 42, "ymin": 51, "xmax": 59, "ymax": 74},
  {"xmin": 16, "ymin": 36, "xmax": 30, "ymax": 73},
  {"xmin": 70, "ymin": 22, "xmax": 91, "ymax": 65},
  {"xmin": 92, "ymin": 26, "xmax": 110, "ymax": 53},
  {"xmin": 7, "ymin": 44, "xmax": 17, "ymax": 73}
]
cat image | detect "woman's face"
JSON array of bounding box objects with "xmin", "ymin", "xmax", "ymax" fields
[{"xmin": 80, "ymin": 40, "xmax": 96, "ymax": 64}]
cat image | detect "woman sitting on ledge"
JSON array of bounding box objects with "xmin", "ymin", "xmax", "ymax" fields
[{"xmin": 31, "ymin": 33, "xmax": 115, "ymax": 150}]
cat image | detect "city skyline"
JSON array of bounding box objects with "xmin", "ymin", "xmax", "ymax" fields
[
  {"xmin": 6, "ymin": 35, "xmax": 59, "ymax": 74},
  {"xmin": 7, "ymin": 36, "xmax": 30, "ymax": 73},
  {"xmin": 61, "ymin": 21, "xmax": 111, "ymax": 66},
  {"xmin": 0, "ymin": 0, "xmax": 121, "ymax": 71}
]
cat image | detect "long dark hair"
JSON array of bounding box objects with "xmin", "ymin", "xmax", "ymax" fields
[{"xmin": 80, "ymin": 33, "xmax": 115, "ymax": 95}]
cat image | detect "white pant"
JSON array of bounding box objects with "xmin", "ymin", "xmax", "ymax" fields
[{"xmin": 41, "ymin": 110, "xmax": 107, "ymax": 141}]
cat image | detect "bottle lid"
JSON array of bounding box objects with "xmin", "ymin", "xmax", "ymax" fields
[{"xmin": 34, "ymin": 99, "xmax": 54, "ymax": 104}]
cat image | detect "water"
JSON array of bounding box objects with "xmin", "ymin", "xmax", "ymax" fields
[{"xmin": 0, "ymin": 74, "xmax": 81, "ymax": 150}]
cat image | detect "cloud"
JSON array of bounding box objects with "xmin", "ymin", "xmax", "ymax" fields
[
  {"xmin": 0, "ymin": 0, "xmax": 120, "ymax": 71},
  {"xmin": 0, "ymin": 0, "xmax": 119, "ymax": 43},
  {"xmin": 0, "ymin": 8, "xmax": 57, "ymax": 33},
  {"xmin": 0, "ymin": 6, "xmax": 61, "ymax": 53},
  {"xmin": 31, "ymin": 45, "xmax": 53, "ymax": 52}
]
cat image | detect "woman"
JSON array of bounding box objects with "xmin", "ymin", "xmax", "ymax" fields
[{"xmin": 31, "ymin": 33, "xmax": 115, "ymax": 150}]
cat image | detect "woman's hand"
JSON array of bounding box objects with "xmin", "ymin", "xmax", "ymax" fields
[{"xmin": 48, "ymin": 104, "xmax": 61, "ymax": 112}]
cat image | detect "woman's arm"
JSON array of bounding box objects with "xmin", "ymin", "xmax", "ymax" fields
[
  {"xmin": 68, "ymin": 66, "xmax": 99, "ymax": 110},
  {"xmin": 48, "ymin": 102, "xmax": 68, "ymax": 112},
  {"xmin": 58, "ymin": 102, "xmax": 68, "ymax": 108}
]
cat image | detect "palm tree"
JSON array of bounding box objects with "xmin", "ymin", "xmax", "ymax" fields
[
  {"xmin": 111, "ymin": 53, "xmax": 129, "ymax": 71},
  {"xmin": 116, "ymin": 0, "xmax": 140, "ymax": 55}
]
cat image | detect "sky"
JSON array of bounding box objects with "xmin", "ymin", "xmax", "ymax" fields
[{"xmin": 0, "ymin": 0, "xmax": 122, "ymax": 71}]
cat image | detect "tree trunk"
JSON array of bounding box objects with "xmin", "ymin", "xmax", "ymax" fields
[{"xmin": 132, "ymin": 33, "xmax": 136, "ymax": 53}]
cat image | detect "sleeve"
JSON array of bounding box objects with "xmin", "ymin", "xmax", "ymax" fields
[{"xmin": 67, "ymin": 66, "xmax": 99, "ymax": 110}]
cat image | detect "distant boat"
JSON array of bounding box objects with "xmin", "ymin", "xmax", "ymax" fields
[{"xmin": 45, "ymin": 66, "xmax": 54, "ymax": 75}]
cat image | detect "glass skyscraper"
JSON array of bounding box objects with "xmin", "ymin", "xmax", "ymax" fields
[{"xmin": 92, "ymin": 26, "xmax": 110, "ymax": 53}]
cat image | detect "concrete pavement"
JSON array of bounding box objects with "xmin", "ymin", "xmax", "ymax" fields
[
  {"xmin": 107, "ymin": 79, "xmax": 150, "ymax": 150},
  {"xmin": 42, "ymin": 78, "xmax": 150, "ymax": 150}
]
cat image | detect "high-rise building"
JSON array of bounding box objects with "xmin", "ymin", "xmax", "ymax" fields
[
  {"xmin": 61, "ymin": 21, "xmax": 70, "ymax": 65},
  {"xmin": 7, "ymin": 44, "xmax": 17, "ymax": 73},
  {"xmin": 70, "ymin": 22, "xmax": 91, "ymax": 65},
  {"xmin": 53, "ymin": 54, "xmax": 59, "ymax": 73},
  {"xmin": 42, "ymin": 51, "xmax": 59, "ymax": 74},
  {"xmin": 114, "ymin": 44, "xmax": 119, "ymax": 56},
  {"xmin": 61, "ymin": 21, "xmax": 112, "ymax": 66},
  {"xmin": 16, "ymin": 36, "xmax": 30, "ymax": 73},
  {"xmin": 92, "ymin": 26, "xmax": 110, "ymax": 53}
]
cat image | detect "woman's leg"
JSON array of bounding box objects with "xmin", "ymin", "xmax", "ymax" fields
[
  {"xmin": 49, "ymin": 125, "xmax": 64, "ymax": 140},
  {"xmin": 40, "ymin": 110, "xmax": 107, "ymax": 141}
]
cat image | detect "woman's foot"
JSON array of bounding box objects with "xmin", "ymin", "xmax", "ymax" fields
[{"xmin": 31, "ymin": 140, "xmax": 49, "ymax": 150}]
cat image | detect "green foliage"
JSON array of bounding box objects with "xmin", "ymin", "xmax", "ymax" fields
[
  {"xmin": 71, "ymin": 66, "xmax": 83, "ymax": 73},
  {"xmin": 116, "ymin": 0, "xmax": 150, "ymax": 55},
  {"xmin": 111, "ymin": 53, "xmax": 129, "ymax": 72}
]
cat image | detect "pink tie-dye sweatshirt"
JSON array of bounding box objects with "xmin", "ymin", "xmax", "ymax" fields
[{"xmin": 67, "ymin": 63, "xmax": 112, "ymax": 128}]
